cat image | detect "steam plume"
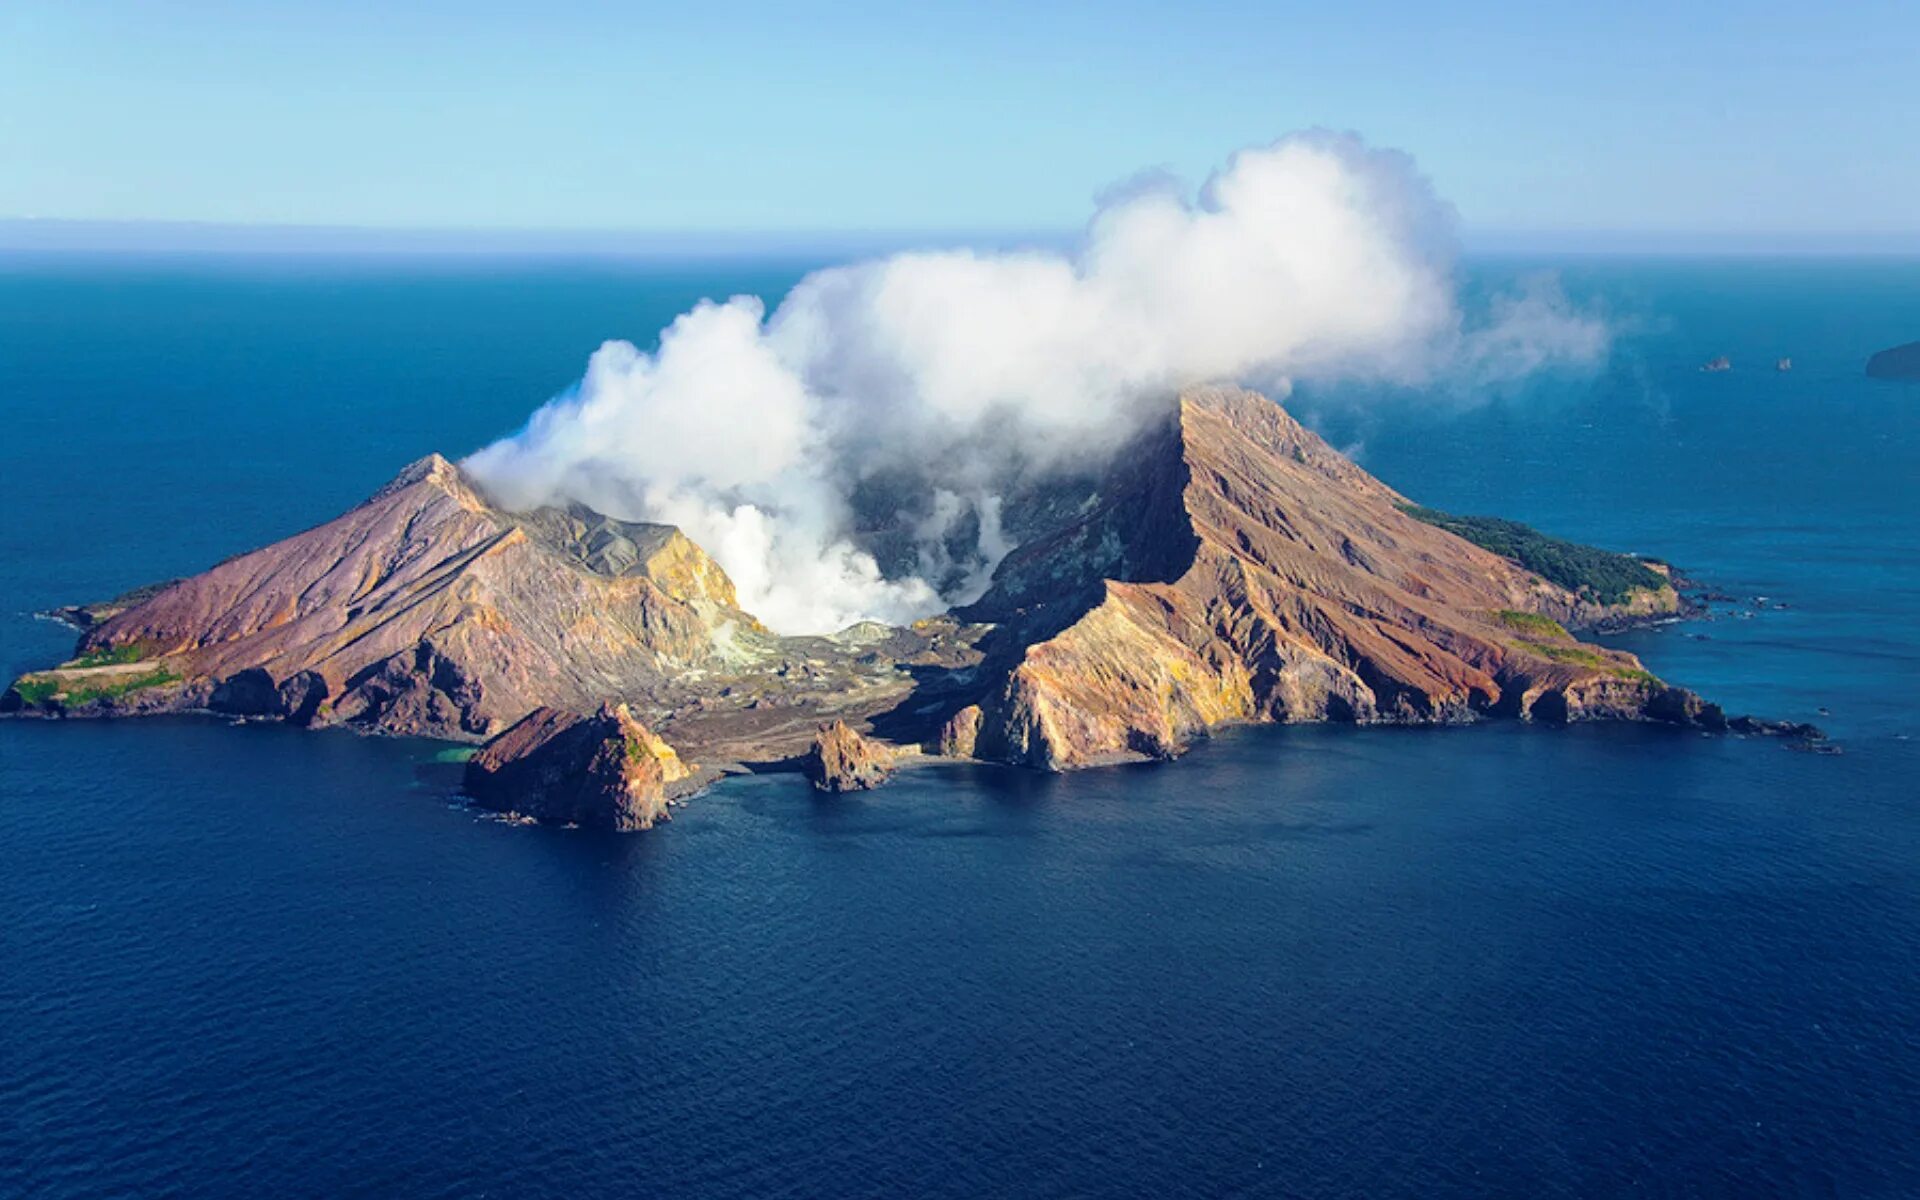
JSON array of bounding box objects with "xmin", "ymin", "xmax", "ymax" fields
[{"xmin": 464, "ymin": 132, "xmax": 1605, "ymax": 633}]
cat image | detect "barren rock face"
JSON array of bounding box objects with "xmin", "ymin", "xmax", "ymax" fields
[
  {"xmin": 801, "ymin": 721, "xmax": 894, "ymax": 792},
  {"xmin": 463, "ymin": 704, "xmax": 691, "ymax": 831}
]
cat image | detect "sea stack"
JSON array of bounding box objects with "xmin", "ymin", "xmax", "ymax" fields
[
  {"xmin": 463, "ymin": 704, "xmax": 693, "ymax": 830},
  {"xmin": 801, "ymin": 721, "xmax": 894, "ymax": 792}
]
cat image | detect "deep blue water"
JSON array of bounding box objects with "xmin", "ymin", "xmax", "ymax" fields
[{"xmin": 3, "ymin": 253, "xmax": 1918, "ymax": 1198}]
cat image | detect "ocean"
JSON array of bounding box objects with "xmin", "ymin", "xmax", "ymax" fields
[{"xmin": 2, "ymin": 253, "xmax": 1917, "ymax": 1197}]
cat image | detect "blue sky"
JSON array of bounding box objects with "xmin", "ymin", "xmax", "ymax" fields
[{"xmin": 4, "ymin": 0, "xmax": 1916, "ymax": 243}]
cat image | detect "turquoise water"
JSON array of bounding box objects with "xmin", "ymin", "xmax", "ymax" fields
[{"xmin": 2, "ymin": 254, "xmax": 1918, "ymax": 1197}]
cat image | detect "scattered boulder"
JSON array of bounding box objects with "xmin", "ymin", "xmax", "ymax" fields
[
  {"xmin": 801, "ymin": 720, "xmax": 894, "ymax": 792},
  {"xmin": 463, "ymin": 703, "xmax": 691, "ymax": 831}
]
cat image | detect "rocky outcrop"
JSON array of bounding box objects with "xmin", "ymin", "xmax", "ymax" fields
[
  {"xmin": 463, "ymin": 704, "xmax": 692, "ymax": 830},
  {"xmin": 1866, "ymin": 340, "xmax": 1920, "ymax": 381},
  {"xmin": 938, "ymin": 705, "xmax": 983, "ymax": 758},
  {"xmin": 800, "ymin": 721, "xmax": 894, "ymax": 792}
]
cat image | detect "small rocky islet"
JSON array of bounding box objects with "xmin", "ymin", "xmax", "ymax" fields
[
  {"xmin": 1866, "ymin": 340, "xmax": 1920, "ymax": 381},
  {"xmin": 3, "ymin": 387, "xmax": 1821, "ymax": 829}
]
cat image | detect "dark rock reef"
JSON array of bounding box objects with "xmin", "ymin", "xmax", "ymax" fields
[{"xmin": 7, "ymin": 386, "xmax": 1816, "ymax": 829}]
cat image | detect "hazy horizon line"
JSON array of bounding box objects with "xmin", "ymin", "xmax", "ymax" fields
[{"xmin": 4, "ymin": 216, "xmax": 1918, "ymax": 258}]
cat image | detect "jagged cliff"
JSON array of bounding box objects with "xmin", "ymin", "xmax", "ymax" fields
[{"xmin": 7, "ymin": 385, "xmax": 1781, "ymax": 822}]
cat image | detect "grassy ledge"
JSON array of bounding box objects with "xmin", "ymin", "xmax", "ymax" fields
[
  {"xmin": 1505, "ymin": 638, "xmax": 1661, "ymax": 684},
  {"xmin": 1490, "ymin": 609, "xmax": 1572, "ymax": 639},
  {"xmin": 12, "ymin": 666, "xmax": 180, "ymax": 706},
  {"xmin": 1488, "ymin": 611, "xmax": 1662, "ymax": 685},
  {"xmin": 68, "ymin": 643, "xmax": 147, "ymax": 668}
]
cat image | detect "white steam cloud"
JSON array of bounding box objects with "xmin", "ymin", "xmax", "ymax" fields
[{"xmin": 464, "ymin": 132, "xmax": 1606, "ymax": 634}]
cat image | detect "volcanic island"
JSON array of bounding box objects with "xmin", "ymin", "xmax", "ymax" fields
[{"xmin": 4, "ymin": 388, "xmax": 1817, "ymax": 829}]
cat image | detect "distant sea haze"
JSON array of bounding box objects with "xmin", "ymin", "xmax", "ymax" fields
[
  {"xmin": 0, "ymin": 217, "xmax": 1076, "ymax": 259},
  {"xmin": 5, "ymin": 217, "xmax": 1919, "ymax": 258}
]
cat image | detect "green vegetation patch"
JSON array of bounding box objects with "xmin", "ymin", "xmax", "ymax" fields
[
  {"xmin": 61, "ymin": 667, "xmax": 179, "ymax": 704},
  {"xmin": 1490, "ymin": 609, "xmax": 1571, "ymax": 639},
  {"xmin": 13, "ymin": 677, "xmax": 61, "ymax": 705},
  {"xmin": 1518, "ymin": 640, "xmax": 1607, "ymax": 668},
  {"xmin": 12, "ymin": 667, "xmax": 179, "ymax": 707},
  {"xmin": 70, "ymin": 643, "xmax": 146, "ymax": 668},
  {"xmin": 1400, "ymin": 505, "xmax": 1666, "ymax": 605},
  {"xmin": 1507, "ymin": 637, "xmax": 1662, "ymax": 686}
]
